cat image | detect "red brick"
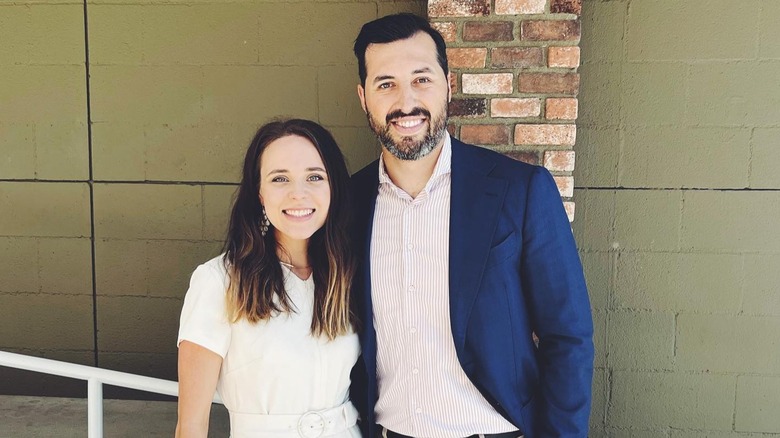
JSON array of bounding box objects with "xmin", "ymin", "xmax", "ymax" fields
[
  {"xmin": 519, "ymin": 73, "xmax": 580, "ymax": 94},
  {"xmin": 490, "ymin": 47, "xmax": 543, "ymax": 68},
  {"xmin": 429, "ymin": 0, "xmax": 490, "ymax": 17},
  {"xmin": 563, "ymin": 201, "xmax": 575, "ymax": 222},
  {"xmin": 449, "ymin": 98, "xmax": 487, "ymax": 117},
  {"xmin": 447, "ymin": 48, "xmax": 487, "ymax": 69},
  {"xmin": 515, "ymin": 124, "xmax": 576, "ymax": 145},
  {"xmin": 463, "ymin": 21, "xmax": 513, "ymax": 42},
  {"xmin": 491, "ymin": 98, "xmax": 541, "ymax": 118},
  {"xmin": 521, "ymin": 20, "xmax": 581, "ymax": 41},
  {"xmin": 548, "ymin": 46, "xmax": 580, "ymax": 68},
  {"xmin": 551, "ymin": 0, "xmax": 582, "ymax": 15},
  {"xmin": 554, "ymin": 176, "xmax": 574, "ymax": 197},
  {"xmin": 462, "ymin": 73, "xmax": 514, "ymax": 94},
  {"xmin": 543, "ymin": 150, "xmax": 576, "ymax": 171},
  {"xmin": 461, "ymin": 124, "xmax": 511, "ymax": 145},
  {"xmin": 447, "ymin": 124, "xmax": 459, "ymax": 138},
  {"xmin": 450, "ymin": 72, "xmax": 459, "ymax": 94},
  {"xmin": 495, "ymin": 0, "xmax": 545, "ymax": 15},
  {"xmin": 432, "ymin": 22, "xmax": 457, "ymax": 43},
  {"xmin": 504, "ymin": 150, "xmax": 539, "ymax": 165},
  {"xmin": 545, "ymin": 98, "xmax": 578, "ymax": 120}
]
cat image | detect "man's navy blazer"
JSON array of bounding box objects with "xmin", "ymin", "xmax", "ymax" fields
[{"xmin": 350, "ymin": 137, "xmax": 594, "ymax": 438}]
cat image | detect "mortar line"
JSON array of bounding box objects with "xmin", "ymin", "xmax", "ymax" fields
[{"xmin": 82, "ymin": 0, "xmax": 99, "ymax": 368}]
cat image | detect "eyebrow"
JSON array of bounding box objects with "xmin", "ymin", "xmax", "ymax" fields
[
  {"xmin": 266, "ymin": 167, "xmax": 326, "ymax": 175},
  {"xmin": 371, "ymin": 67, "xmax": 435, "ymax": 84}
]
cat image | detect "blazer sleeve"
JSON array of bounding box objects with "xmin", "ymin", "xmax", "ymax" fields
[{"xmin": 520, "ymin": 166, "xmax": 594, "ymax": 437}]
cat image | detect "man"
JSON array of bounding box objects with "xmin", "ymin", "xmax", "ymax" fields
[{"xmin": 350, "ymin": 13, "xmax": 594, "ymax": 438}]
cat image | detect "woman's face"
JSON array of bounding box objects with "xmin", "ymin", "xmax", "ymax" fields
[{"xmin": 258, "ymin": 135, "xmax": 331, "ymax": 248}]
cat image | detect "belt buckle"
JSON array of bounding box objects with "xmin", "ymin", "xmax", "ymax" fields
[{"xmin": 297, "ymin": 410, "xmax": 327, "ymax": 438}]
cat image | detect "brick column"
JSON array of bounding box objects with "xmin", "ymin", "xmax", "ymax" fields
[{"xmin": 429, "ymin": 0, "xmax": 581, "ymax": 221}]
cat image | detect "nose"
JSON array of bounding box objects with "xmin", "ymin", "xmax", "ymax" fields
[
  {"xmin": 396, "ymin": 83, "xmax": 418, "ymax": 114},
  {"xmin": 288, "ymin": 181, "xmax": 308, "ymax": 199}
]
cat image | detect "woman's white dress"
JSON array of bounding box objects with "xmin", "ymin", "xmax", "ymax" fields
[{"xmin": 178, "ymin": 256, "xmax": 361, "ymax": 438}]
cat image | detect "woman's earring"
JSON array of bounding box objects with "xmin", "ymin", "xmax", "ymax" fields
[{"xmin": 261, "ymin": 207, "xmax": 270, "ymax": 237}]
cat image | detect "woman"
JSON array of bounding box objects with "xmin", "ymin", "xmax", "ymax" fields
[{"xmin": 176, "ymin": 119, "xmax": 360, "ymax": 437}]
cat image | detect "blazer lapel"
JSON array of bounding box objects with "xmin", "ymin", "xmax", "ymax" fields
[{"xmin": 449, "ymin": 139, "xmax": 508, "ymax": 352}]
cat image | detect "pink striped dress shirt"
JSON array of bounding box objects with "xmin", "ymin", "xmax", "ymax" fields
[{"xmin": 370, "ymin": 134, "xmax": 518, "ymax": 437}]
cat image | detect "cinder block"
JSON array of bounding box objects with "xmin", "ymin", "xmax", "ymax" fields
[
  {"xmin": 0, "ymin": 237, "xmax": 40, "ymax": 293},
  {"xmin": 0, "ymin": 182, "xmax": 90, "ymax": 238},
  {"xmin": 89, "ymin": 4, "xmax": 257, "ymax": 65},
  {"xmin": 614, "ymin": 252, "xmax": 742, "ymax": 312},
  {"xmin": 626, "ymin": 0, "xmax": 760, "ymax": 61},
  {"xmin": 0, "ymin": 5, "xmax": 84, "ymax": 65},
  {"xmin": 378, "ymin": 1, "xmax": 427, "ymax": 17},
  {"xmin": 581, "ymin": 1, "xmax": 625, "ymax": 64},
  {"xmin": 99, "ymin": 352, "xmax": 178, "ymax": 382},
  {"xmin": 39, "ymin": 238, "xmax": 92, "ymax": 295},
  {"xmin": 202, "ymin": 66, "xmax": 317, "ymax": 123},
  {"xmin": 622, "ymin": 63, "xmax": 686, "ymax": 125},
  {"xmin": 593, "ymin": 310, "xmax": 607, "ymax": 368},
  {"xmin": 89, "ymin": 66, "xmax": 203, "ymax": 124},
  {"xmin": 256, "ymin": 3, "xmax": 376, "ymax": 66},
  {"xmin": 743, "ymin": 254, "xmax": 780, "ymax": 316},
  {"xmin": 590, "ymin": 368, "xmax": 607, "ymax": 429},
  {"xmin": 677, "ymin": 314, "xmax": 780, "ymax": 374},
  {"xmin": 609, "ymin": 370, "xmax": 735, "ymax": 430},
  {"xmin": 93, "ymin": 183, "xmax": 202, "ymax": 240},
  {"xmin": 671, "ymin": 431, "xmax": 772, "ymax": 438},
  {"xmin": 608, "ymin": 310, "xmax": 674, "ymax": 370},
  {"xmin": 97, "ymin": 296, "xmax": 182, "ymax": 354},
  {"xmin": 614, "ymin": 190, "xmax": 681, "ymax": 251},
  {"xmin": 687, "ymin": 62, "xmax": 780, "ymax": 126},
  {"xmin": 577, "ymin": 63, "xmax": 621, "ymax": 127},
  {"xmin": 32, "ymin": 121, "xmax": 89, "ymax": 180},
  {"xmin": 573, "ymin": 127, "xmax": 619, "ymax": 188},
  {"xmin": 760, "ymin": 1, "xmax": 780, "ymax": 58},
  {"xmin": 204, "ymin": 185, "xmax": 238, "ymax": 241},
  {"xmin": 0, "ymin": 66, "xmax": 86, "ymax": 123},
  {"xmin": 735, "ymin": 376, "xmax": 780, "ymax": 433},
  {"xmin": 571, "ymin": 188, "xmax": 615, "ymax": 251},
  {"xmin": 621, "ymin": 126, "xmax": 750, "ymax": 189},
  {"xmin": 146, "ymin": 240, "xmax": 222, "ymax": 298},
  {"xmin": 91, "ymin": 122, "xmax": 147, "ymax": 181},
  {"xmin": 95, "ymin": 239, "xmax": 148, "ymax": 297},
  {"xmin": 319, "ymin": 65, "xmax": 368, "ymax": 126},
  {"xmin": 327, "ymin": 126, "xmax": 380, "ymax": 174},
  {"xmin": 144, "ymin": 122, "xmax": 253, "ymax": 182},
  {"xmin": 0, "ymin": 294, "xmax": 94, "ymax": 351},
  {"xmin": 0, "ymin": 123, "xmax": 35, "ymax": 178},
  {"xmin": 681, "ymin": 191, "xmax": 780, "ymax": 252},
  {"xmin": 580, "ymin": 251, "xmax": 611, "ymax": 309},
  {"xmin": 0, "ymin": 350, "xmax": 93, "ymax": 398},
  {"xmin": 750, "ymin": 128, "xmax": 780, "ymax": 189}
]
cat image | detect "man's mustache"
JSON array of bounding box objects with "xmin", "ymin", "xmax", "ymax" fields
[{"xmin": 385, "ymin": 108, "xmax": 431, "ymax": 124}]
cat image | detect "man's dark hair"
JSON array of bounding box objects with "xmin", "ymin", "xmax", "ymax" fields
[{"xmin": 353, "ymin": 13, "xmax": 449, "ymax": 86}]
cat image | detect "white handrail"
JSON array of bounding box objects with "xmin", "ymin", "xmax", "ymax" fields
[{"xmin": 0, "ymin": 350, "xmax": 222, "ymax": 437}]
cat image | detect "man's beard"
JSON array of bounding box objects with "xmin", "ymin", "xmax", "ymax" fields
[{"xmin": 367, "ymin": 104, "xmax": 448, "ymax": 161}]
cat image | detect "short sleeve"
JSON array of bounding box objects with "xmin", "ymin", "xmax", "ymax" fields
[{"xmin": 177, "ymin": 263, "xmax": 231, "ymax": 358}]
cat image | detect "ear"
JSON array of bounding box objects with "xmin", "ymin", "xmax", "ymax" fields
[
  {"xmin": 357, "ymin": 84, "xmax": 367, "ymax": 113},
  {"xmin": 258, "ymin": 192, "xmax": 264, "ymax": 206},
  {"xmin": 447, "ymin": 72, "xmax": 453, "ymax": 103}
]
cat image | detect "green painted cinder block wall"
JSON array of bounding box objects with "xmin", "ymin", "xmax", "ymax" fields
[
  {"xmin": 0, "ymin": 0, "xmax": 425, "ymax": 398},
  {"xmin": 576, "ymin": 0, "xmax": 780, "ymax": 436}
]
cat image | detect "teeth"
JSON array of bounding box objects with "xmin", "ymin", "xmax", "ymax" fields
[
  {"xmin": 396, "ymin": 119, "xmax": 423, "ymax": 128},
  {"xmin": 285, "ymin": 209, "xmax": 313, "ymax": 217}
]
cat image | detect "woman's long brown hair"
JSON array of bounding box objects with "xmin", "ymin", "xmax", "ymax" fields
[{"xmin": 222, "ymin": 119, "xmax": 355, "ymax": 339}]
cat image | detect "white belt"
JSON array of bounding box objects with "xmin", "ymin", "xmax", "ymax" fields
[{"xmin": 229, "ymin": 401, "xmax": 359, "ymax": 438}]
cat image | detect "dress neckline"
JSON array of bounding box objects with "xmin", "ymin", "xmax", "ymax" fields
[{"xmin": 280, "ymin": 262, "xmax": 313, "ymax": 282}]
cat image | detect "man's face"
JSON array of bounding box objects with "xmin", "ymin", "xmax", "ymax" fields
[{"xmin": 358, "ymin": 31, "xmax": 450, "ymax": 161}]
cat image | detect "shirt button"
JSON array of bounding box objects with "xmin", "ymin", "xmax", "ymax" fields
[
  {"xmin": 415, "ymin": 407, "xmax": 422, "ymax": 414},
  {"xmin": 408, "ymin": 285, "xmax": 415, "ymax": 292},
  {"xmin": 406, "ymin": 243, "xmax": 414, "ymax": 250},
  {"xmin": 412, "ymin": 368, "xmax": 419, "ymax": 374},
  {"xmin": 410, "ymin": 327, "xmax": 417, "ymax": 334}
]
